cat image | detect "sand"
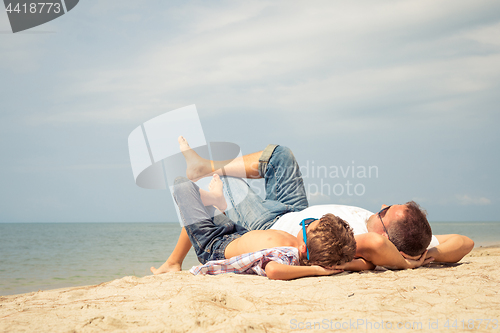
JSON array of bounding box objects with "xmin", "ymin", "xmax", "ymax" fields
[{"xmin": 1, "ymin": 247, "xmax": 499, "ymax": 333}]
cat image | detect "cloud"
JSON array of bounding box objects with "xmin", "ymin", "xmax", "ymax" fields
[
  {"xmin": 455, "ymin": 194, "xmax": 491, "ymax": 206},
  {"xmin": 2, "ymin": 0, "xmax": 499, "ymax": 223},
  {"xmin": 464, "ymin": 21, "xmax": 500, "ymax": 47},
  {"xmin": 21, "ymin": 0, "xmax": 500, "ymax": 127}
]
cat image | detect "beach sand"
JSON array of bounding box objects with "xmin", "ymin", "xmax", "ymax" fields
[{"xmin": 1, "ymin": 247, "xmax": 499, "ymax": 333}]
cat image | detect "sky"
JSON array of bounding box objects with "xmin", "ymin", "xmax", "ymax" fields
[{"xmin": 0, "ymin": 0, "xmax": 499, "ymax": 223}]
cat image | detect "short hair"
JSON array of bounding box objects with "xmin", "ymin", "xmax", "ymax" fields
[
  {"xmin": 388, "ymin": 201, "xmax": 432, "ymax": 256},
  {"xmin": 300, "ymin": 213, "xmax": 356, "ymax": 267}
]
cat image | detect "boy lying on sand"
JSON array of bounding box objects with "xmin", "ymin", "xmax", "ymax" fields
[{"xmin": 154, "ymin": 174, "xmax": 356, "ymax": 280}]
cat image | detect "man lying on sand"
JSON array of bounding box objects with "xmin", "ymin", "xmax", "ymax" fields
[
  {"xmin": 151, "ymin": 138, "xmax": 474, "ymax": 274},
  {"xmin": 170, "ymin": 173, "xmax": 357, "ymax": 280}
]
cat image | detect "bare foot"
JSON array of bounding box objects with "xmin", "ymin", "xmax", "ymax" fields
[
  {"xmin": 150, "ymin": 261, "xmax": 182, "ymax": 275},
  {"xmin": 178, "ymin": 136, "xmax": 213, "ymax": 181},
  {"xmin": 208, "ymin": 174, "xmax": 227, "ymax": 211}
]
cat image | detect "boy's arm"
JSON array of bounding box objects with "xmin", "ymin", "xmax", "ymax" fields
[{"xmin": 264, "ymin": 261, "xmax": 343, "ymax": 280}]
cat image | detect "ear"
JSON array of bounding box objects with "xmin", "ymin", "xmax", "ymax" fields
[
  {"xmin": 298, "ymin": 244, "xmax": 307, "ymax": 255},
  {"xmin": 381, "ymin": 233, "xmax": 389, "ymax": 239}
]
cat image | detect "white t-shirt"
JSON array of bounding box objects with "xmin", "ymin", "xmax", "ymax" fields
[{"xmin": 270, "ymin": 204, "xmax": 439, "ymax": 249}]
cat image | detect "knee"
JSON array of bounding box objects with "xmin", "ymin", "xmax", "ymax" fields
[
  {"xmin": 174, "ymin": 176, "xmax": 190, "ymax": 185},
  {"xmin": 270, "ymin": 146, "xmax": 298, "ymax": 168},
  {"xmin": 173, "ymin": 177, "xmax": 198, "ymax": 198},
  {"xmin": 274, "ymin": 146, "xmax": 293, "ymax": 158}
]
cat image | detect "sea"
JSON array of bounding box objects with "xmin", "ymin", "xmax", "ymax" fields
[{"xmin": 1, "ymin": 221, "xmax": 499, "ymax": 296}]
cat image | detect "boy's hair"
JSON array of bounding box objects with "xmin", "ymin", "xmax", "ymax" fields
[
  {"xmin": 299, "ymin": 214, "xmax": 356, "ymax": 267},
  {"xmin": 389, "ymin": 201, "xmax": 432, "ymax": 256}
]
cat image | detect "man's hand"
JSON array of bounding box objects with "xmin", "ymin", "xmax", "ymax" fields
[
  {"xmin": 399, "ymin": 250, "xmax": 434, "ymax": 269},
  {"xmin": 427, "ymin": 234, "xmax": 474, "ymax": 263},
  {"xmin": 355, "ymin": 233, "xmax": 436, "ymax": 270}
]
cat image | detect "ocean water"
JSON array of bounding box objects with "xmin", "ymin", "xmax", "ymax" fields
[
  {"xmin": 430, "ymin": 221, "xmax": 500, "ymax": 246},
  {"xmin": 0, "ymin": 223, "xmax": 199, "ymax": 296},
  {"xmin": 1, "ymin": 221, "xmax": 499, "ymax": 296}
]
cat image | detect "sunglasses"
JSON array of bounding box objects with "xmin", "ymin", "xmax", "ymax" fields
[
  {"xmin": 378, "ymin": 205, "xmax": 392, "ymax": 242},
  {"xmin": 300, "ymin": 218, "xmax": 317, "ymax": 260}
]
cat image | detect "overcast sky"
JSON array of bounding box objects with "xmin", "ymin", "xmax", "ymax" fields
[{"xmin": 1, "ymin": 0, "xmax": 499, "ymax": 223}]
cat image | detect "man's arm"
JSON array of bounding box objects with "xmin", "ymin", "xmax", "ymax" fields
[
  {"xmin": 354, "ymin": 233, "xmax": 433, "ymax": 269},
  {"xmin": 425, "ymin": 234, "xmax": 474, "ymax": 263},
  {"xmin": 264, "ymin": 261, "xmax": 342, "ymax": 280}
]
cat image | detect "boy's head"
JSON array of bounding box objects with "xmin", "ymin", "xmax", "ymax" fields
[{"xmin": 299, "ymin": 214, "xmax": 356, "ymax": 267}]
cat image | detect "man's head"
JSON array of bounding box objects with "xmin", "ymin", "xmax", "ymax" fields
[
  {"xmin": 299, "ymin": 213, "xmax": 356, "ymax": 267},
  {"xmin": 366, "ymin": 201, "xmax": 432, "ymax": 256}
]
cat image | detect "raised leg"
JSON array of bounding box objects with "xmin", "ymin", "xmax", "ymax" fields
[
  {"xmin": 179, "ymin": 136, "xmax": 262, "ymax": 181},
  {"xmin": 152, "ymin": 139, "xmax": 308, "ymax": 274},
  {"xmin": 151, "ymin": 175, "xmax": 232, "ymax": 274},
  {"xmin": 179, "ymin": 137, "xmax": 308, "ymax": 229}
]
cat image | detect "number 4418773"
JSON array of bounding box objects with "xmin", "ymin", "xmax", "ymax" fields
[{"xmin": 5, "ymin": 2, "xmax": 62, "ymax": 14}]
